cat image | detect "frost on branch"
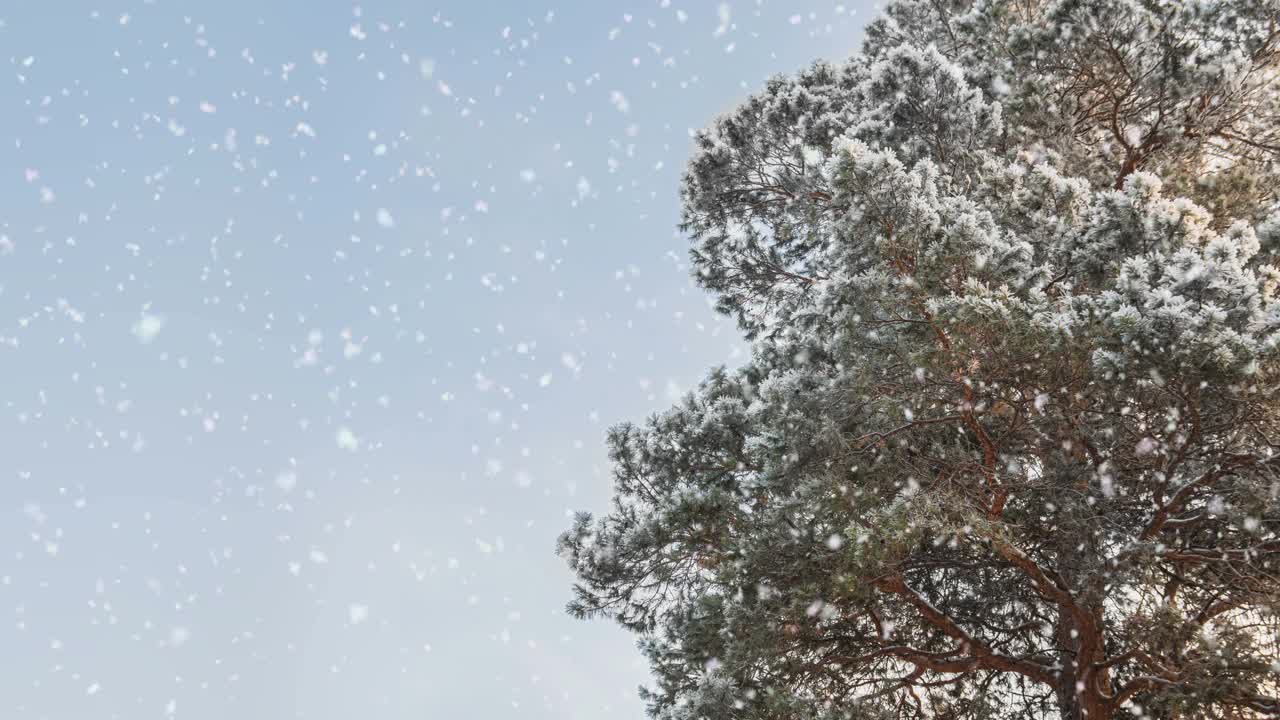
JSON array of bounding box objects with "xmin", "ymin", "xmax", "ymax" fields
[{"xmin": 563, "ymin": 2, "xmax": 1280, "ymax": 719}]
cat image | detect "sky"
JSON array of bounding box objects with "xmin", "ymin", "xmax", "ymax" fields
[{"xmin": 0, "ymin": 2, "xmax": 872, "ymax": 718}]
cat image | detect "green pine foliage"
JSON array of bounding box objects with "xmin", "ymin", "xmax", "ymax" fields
[{"xmin": 560, "ymin": 2, "xmax": 1280, "ymax": 718}]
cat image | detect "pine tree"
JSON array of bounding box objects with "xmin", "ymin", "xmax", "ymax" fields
[{"xmin": 559, "ymin": 2, "xmax": 1280, "ymax": 718}]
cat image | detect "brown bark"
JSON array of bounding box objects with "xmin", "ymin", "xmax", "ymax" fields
[{"xmin": 1054, "ymin": 604, "xmax": 1114, "ymax": 720}]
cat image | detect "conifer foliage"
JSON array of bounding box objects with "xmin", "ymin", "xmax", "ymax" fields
[{"xmin": 560, "ymin": 2, "xmax": 1280, "ymax": 718}]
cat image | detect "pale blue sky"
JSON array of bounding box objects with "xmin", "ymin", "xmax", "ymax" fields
[{"xmin": 0, "ymin": 2, "xmax": 871, "ymax": 718}]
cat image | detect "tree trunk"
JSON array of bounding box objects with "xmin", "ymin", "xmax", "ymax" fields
[
  {"xmin": 1055, "ymin": 605, "xmax": 1113, "ymax": 720},
  {"xmin": 1056, "ymin": 684, "xmax": 1083, "ymax": 719},
  {"xmin": 1056, "ymin": 603, "xmax": 1084, "ymax": 720},
  {"xmin": 1056, "ymin": 694, "xmax": 1114, "ymax": 720}
]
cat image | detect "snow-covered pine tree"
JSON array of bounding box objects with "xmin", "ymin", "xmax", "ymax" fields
[{"xmin": 559, "ymin": 2, "xmax": 1280, "ymax": 718}]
